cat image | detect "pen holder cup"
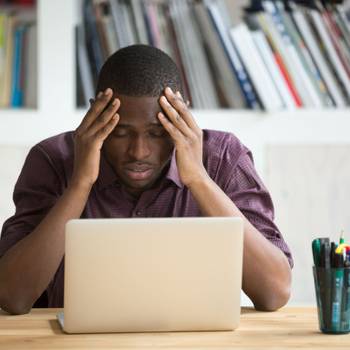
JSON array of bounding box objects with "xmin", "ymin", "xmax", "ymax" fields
[{"xmin": 313, "ymin": 266, "xmax": 350, "ymax": 334}]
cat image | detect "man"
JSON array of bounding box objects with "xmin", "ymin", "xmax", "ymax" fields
[{"xmin": 0, "ymin": 45, "xmax": 293, "ymax": 315}]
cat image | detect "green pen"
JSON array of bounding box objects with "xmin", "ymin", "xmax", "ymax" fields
[
  {"xmin": 341, "ymin": 266, "xmax": 350, "ymax": 331},
  {"xmin": 331, "ymin": 253, "xmax": 344, "ymax": 332},
  {"xmin": 312, "ymin": 238, "xmax": 323, "ymax": 267}
]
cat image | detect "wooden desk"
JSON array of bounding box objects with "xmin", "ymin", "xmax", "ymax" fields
[{"xmin": 0, "ymin": 307, "xmax": 349, "ymax": 349}]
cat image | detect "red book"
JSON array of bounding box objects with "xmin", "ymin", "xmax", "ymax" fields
[{"xmin": 273, "ymin": 51, "xmax": 303, "ymax": 108}]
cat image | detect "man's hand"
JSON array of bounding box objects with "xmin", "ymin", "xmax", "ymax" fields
[
  {"xmin": 158, "ymin": 87, "xmax": 208, "ymax": 187},
  {"xmin": 71, "ymin": 88, "xmax": 120, "ymax": 189}
]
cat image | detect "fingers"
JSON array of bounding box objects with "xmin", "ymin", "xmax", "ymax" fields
[
  {"xmin": 97, "ymin": 113, "xmax": 120, "ymax": 141},
  {"xmin": 159, "ymin": 95, "xmax": 193, "ymax": 138},
  {"xmin": 160, "ymin": 87, "xmax": 199, "ymax": 133},
  {"xmin": 79, "ymin": 88, "xmax": 114, "ymax": 132},
  {"xmin": 157, "ymin": 111, "xmax": 183, "ymax": 142},
  {"xmin": 87, "ymin": 97, "xmax": 120, "ymax": 136}
]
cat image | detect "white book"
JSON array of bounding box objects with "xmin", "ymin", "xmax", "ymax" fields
[
  {"xmin": 252, "ymin": 30, "xmax": 296, "ymax": 110},
  {"xmin": 262, "ymin": 2, "xmax": 323, "ymax": 108},
  {"xmin": 292, "ymin": 7, "xmax": 347, "ymax": 107},
  {"xmin": 310, "ymin": 9, "xmax": 350, "ymax": 100},
  {"xmin": 230, "ymin": 24, "xmax": 283, "ymax": 111}
]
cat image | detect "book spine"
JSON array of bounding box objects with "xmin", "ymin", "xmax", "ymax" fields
[
  {"xmin": 207, "ymin": 2, "xmax": 261, "ymax": 109},
  {"xmin": 292, "ymin": 5, "xmax": 347, "ymax": 106},
  {"xmin": 251, "ymin": 30, "xmax": 297, "ymax": 110},
  {"xmin": 11, "ymin": 25, "xmax": 25, "ymax": 107},
  {"xmin": 230, "ymin": 23, "xmax": 284, "ymax": 111}
]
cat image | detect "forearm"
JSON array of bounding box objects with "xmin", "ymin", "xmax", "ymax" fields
[
  {"xmin": 188, "ymin": 175, "xmax": 292, "ymax": 310},
  {"xmin": 0, "ymin": 182, "xmax": 91, "ymax": 314},
  {"xmin": 242, "ymin": 226, "xmax": 291, "ymax": 311}
]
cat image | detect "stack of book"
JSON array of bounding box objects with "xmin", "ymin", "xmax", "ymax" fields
[
  {"xmin": 0, "ymin": 1, "xmax": 36, "ymax": 109},
  {"xmin": 76, "ymin": 0, "xmax": 350, "ymax": 111}
]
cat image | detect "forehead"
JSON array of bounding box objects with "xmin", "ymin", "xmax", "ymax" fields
[{"xmin": 116, "ymin": 94, "xmax": 162, "ymax": 127}]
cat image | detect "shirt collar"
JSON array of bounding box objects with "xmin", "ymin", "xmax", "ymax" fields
[
  {"xmin": 97, "ymin": 148, "xmax": 184, "ymax": 190},
  {"xmin": 165, "ymin": 148, "xmax": 184, "ymax": 189}
]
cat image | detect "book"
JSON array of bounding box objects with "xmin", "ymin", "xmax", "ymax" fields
[
  {"xmin": 291, "ymin": 3, "xmax": 347, "ymax": 106},
  {"xmin": 129, "ymin": 0, "xmax": 149, "ymax": 44},
  {"xmin": 83, "ymin": 0, "xmax": 104, "ymax": 85},
  {"xmin": 0, "ymin": 13, "xmax": 6, "ymax": 106},
  {"xmin": 251, "ymin": 30, "xmax": 297, "ymax": 110},
  {"xmin": 309, "ymin": 8, "xmax": 350, "ymax": 100},
  {"xmin": 207, "ymin": 0, "xmax": 261, "ymax": 109},
  {"xmin": 0, "ymin": 12, "xmax": 14, "ymax": 107},
  {"xmin": 169, "ymin": 1, "xmax": 219, "ymax": 109},
  {"xmin": 262, "ymin": 1, "xmax": 323, "ymax": 108},
  {"xmin": 275, "ymin": 1, "xmax": 334, "ymax": 107},
  {"xmin": 11, "ymin": 24, "xmax": 25, "ymax": 107},
  {"xmin": 230, "ymin": 23, "xmax": 284, "ymax": 111},
  {"xmin": 76, "ymin": 24, "xmax": 95, "ymax": 107},
  {"xmin": 193, "ymin": 1, "xmax": 246, "ymax": 108},
  {"xmin": 23, "ymin": 22, "xmax": 36, "ymax": 108},
  {"xmin": 254, "ymin": 12, "xmax": 303, "ymax": 107}
]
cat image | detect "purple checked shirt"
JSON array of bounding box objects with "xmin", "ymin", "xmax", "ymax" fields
[{"xmin": 0, "ymin": 129, "xmax": 293, "ymax": 307}]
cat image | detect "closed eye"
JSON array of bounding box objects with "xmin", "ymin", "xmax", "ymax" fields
[{"xmin": 148, "ymin": 129, "xmax": 167, "ymax": 137}]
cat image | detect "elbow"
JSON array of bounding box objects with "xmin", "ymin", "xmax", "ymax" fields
[
  {"xmin": 253, "ymin": 285, "xmax": 291, "ymax": 311},
  {"xmin": 0, "ymin": 288, "xmax": 33, "ymax": 315}
]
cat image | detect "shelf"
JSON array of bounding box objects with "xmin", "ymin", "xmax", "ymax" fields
[{"xmin": 1, "ymin": 108, "xmax": 349, "ymax": 145}]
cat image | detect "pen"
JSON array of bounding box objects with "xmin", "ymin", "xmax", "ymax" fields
[
  {"xmin": 342, "ymin": 260, "xmax": 350, "ymax": 330},
  {"xmin": 332, "ymin": 253, "xmax": 344, "ymax": 332},
  {"xmin": 312, "ymin": 238, "xmax": 322, "ymax": 267},
  {"xmin": 319, "ymin": 239, "xmax": 331, "ymax": 329}
]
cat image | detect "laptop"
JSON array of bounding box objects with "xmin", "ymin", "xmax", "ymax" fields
[{"xmin": 57, "ymin": 217, "xmax": 243, "ymax": 333}]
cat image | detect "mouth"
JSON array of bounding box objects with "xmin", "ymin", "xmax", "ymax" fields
[{"xmin": 124, "ymin": 168, "xmax": 154, "ymax": 181}]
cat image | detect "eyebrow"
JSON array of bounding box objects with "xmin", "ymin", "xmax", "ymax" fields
[{"xmin": 116, "ymin": 122, "xmax": 163, "ymax": 128}]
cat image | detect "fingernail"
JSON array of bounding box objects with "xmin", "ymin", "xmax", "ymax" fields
[
  {"xmin": 104, "ymin": 88, "xmax": 112, "ymax": 96},
  {"xmin": 97, "ymin": 91, "xmax": 103, "ymax": 98},
  {"xmin": 112, "ymin": 98, "xmax": 118, "ymax": 106},
  {"xmin": 165, "ymin": 87, "xmax": 173, "ymax": 94}
]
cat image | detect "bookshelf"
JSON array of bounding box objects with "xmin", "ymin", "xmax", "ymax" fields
[{"xmin": 0, "ymin": 0, "xmax": 349, "ymax": 170}]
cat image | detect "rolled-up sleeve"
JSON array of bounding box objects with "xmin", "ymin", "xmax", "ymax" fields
[{"xmin": 220, "ymin": 144, "xmax": 293, "ymax": 268}]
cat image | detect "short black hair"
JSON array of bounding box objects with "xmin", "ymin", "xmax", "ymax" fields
[{"xmin": 95, "ymin": 44, "xmax": 183, "ymax": 97}]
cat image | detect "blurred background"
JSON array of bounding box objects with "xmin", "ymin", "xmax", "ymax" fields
[{"xmin": 1, "ymin": 0, "xmax": 350, "ymax": 306}]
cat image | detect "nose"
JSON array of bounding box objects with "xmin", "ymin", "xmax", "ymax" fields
[{"xmin": 127, "ymin": 135, "xmax": 151, "ymax": 161}]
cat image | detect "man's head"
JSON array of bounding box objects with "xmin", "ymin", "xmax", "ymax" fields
[{"xmin": 96, "ymin": 45, "xmax": 183, "ymax": 197}]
